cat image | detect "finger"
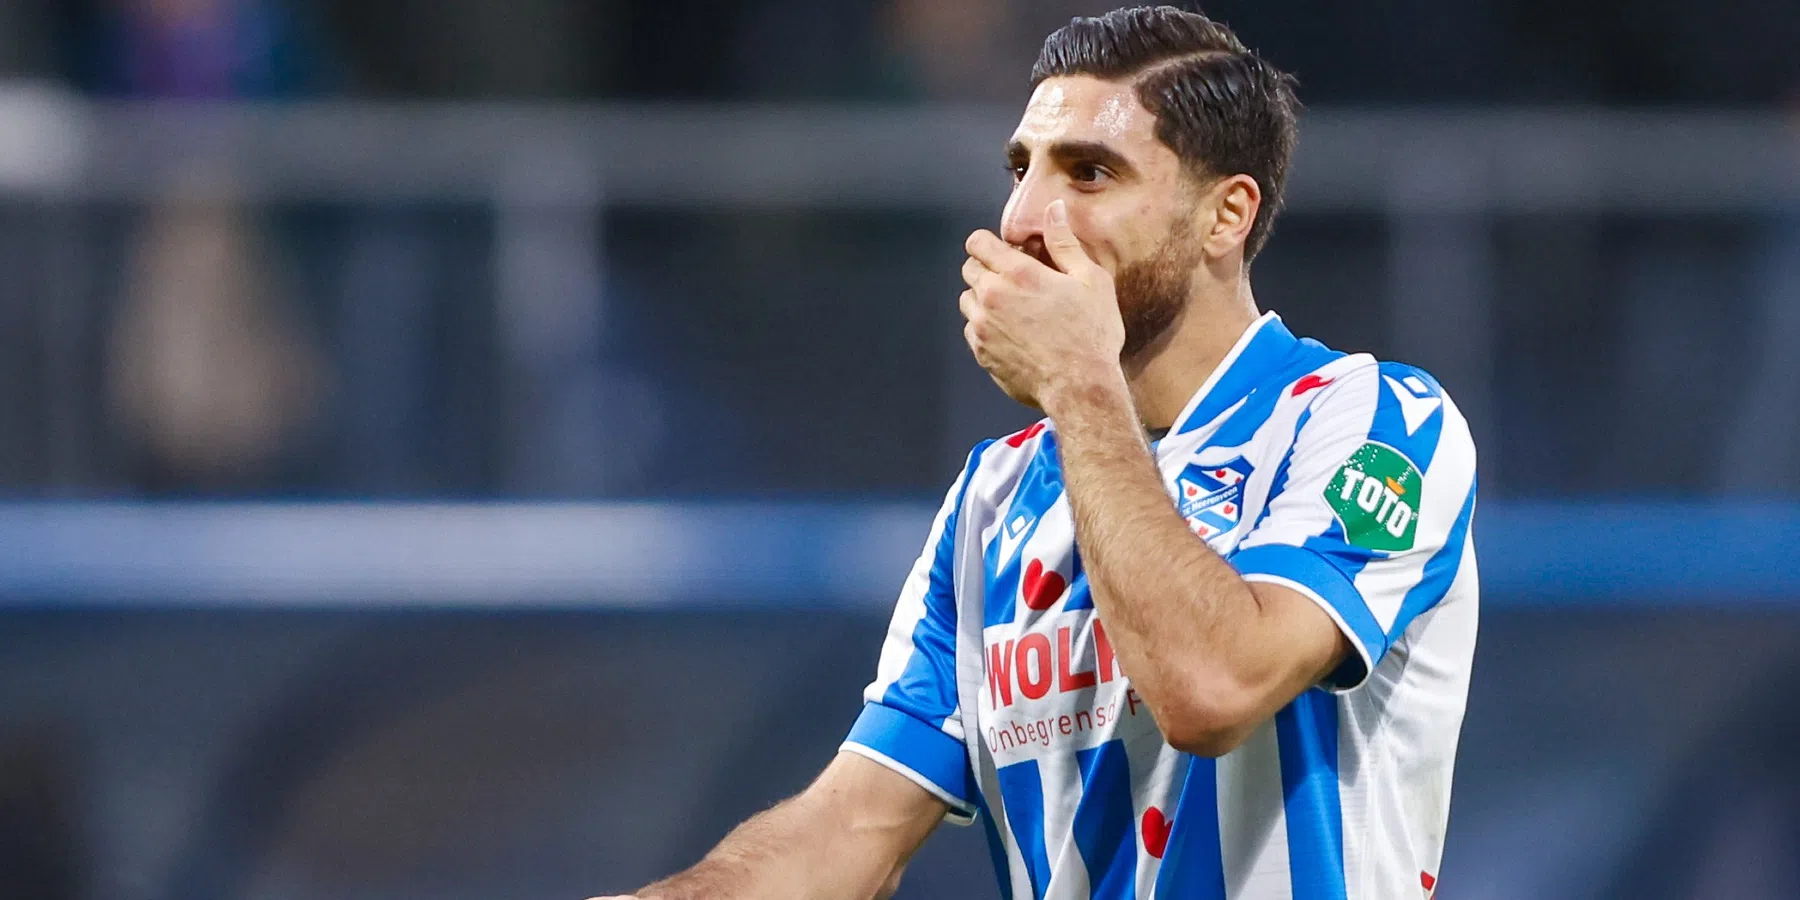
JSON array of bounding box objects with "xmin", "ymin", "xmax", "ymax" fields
[
  {"xmin": 960, "ymin": 255, "xmax": 992, "ymax": 290},
  {"xmin": 959, "ymin": 289, "xmax": 980, "ymax": 322},
  {"xmin": 964, "ymin": 229, "xmax": 1028, "ymax": 273},
  {"xmin": 1041, "ymin": 199, "xmax": 1097, "ymax": 278}
]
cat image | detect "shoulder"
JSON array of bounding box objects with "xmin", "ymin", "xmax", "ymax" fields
[
  {"xmin": 949, "ymin": 419, "xmax": 1057, "ymax": 513},
  {"xmin": 1298, "ymin": 357, "xmax": 1476, "ymax": 476}
]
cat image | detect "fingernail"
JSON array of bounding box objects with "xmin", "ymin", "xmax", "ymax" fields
[{"xmin": 1047, "ymin": 200, "xmax": 1067, "ymax": 226}]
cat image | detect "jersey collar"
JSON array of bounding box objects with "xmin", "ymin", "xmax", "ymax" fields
[{"xmin": 1169, "ymin": 311, "xmax": 1298, "ymax": 436}]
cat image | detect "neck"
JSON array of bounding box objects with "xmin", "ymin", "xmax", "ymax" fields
[{"xmin": 1122, "ymin": 276, "xmax": 1259, "ymax": 431}]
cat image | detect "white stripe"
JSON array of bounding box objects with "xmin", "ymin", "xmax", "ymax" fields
[
  {"xmin": 1130, "ymin": 733, "xmax": 1187, "ymax": 897},
  {"xmin": 1217, "ymin": 721, "xmax": 1294, "ymax": 900},
  {"xmin": 1340, "ymin": 544, "xmax": 1480, "ymax": 898},
  {"xmin": 1236, "ymin": 364, "xmax": 1383, "ymax": 556},
  {"xmin": 1337, "ymin": 686, "xmax": 1372, "ymax": 900},
  {"xmin": 1041, "ymin": 751, "xmax": 1091, "ymax": 900},
  {"xmin": 837, "ymin": 742, "xmax": 977, "ymax": 824},
  {"xmin": 1236, "ymin": 356, "xmax": 1378, "ymax": 534},
  {"xmin": 952, "ymin": 445, "xmax": 1035, "ymax": 899},
  {"xmin": 977, "ymin": 462, "xmax": 1036, "ymax": 574}
]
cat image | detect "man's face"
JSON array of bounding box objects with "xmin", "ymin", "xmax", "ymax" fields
[{"xmin": 1001, "ymin": 75, "xmax": 1206, "ymax": 358}]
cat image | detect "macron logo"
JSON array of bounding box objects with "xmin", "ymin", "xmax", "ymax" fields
[
  {"xmin": 1383, "ymin": 374, "xmax": 1442, "ymax": 437},
  {"xmin": 995, "ymin": 513, "xmax": 1033, "ymax": 565}
]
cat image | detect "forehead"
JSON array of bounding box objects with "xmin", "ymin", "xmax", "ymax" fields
[{"xmin": 1011, "ymin": 76, "xmax": 1158, "ymax": 152}]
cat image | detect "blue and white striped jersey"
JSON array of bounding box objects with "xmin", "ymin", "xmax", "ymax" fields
[{"xmin": 842, "ymin": 312, "xmax": 1478, "ymax": 900}]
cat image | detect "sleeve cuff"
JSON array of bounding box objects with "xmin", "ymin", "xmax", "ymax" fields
[
  {"xmin": 1232, "ymin": 543, "xmax": 1386, "ymax": 691},
  {"xmin": 841, "ymin": 702, "xmax": 978, "ymax": 825}
]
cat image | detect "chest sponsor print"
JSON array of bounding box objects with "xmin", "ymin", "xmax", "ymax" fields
[{"xmin": 979, "ymin": 609, "xmax": 1155, "ymax": 763}]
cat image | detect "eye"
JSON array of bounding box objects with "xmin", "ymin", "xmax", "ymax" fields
[
  {"xmin": 1071, "ymin": 163, "xmax": 1110, "ymax": 185},
  {"xmin": 1005, "ymin": 163, "xmax": 1028, "ymax": 184}
]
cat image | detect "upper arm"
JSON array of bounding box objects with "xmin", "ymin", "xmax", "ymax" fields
[
  {"xmin": 840, "ymin": 444, "xmax": 990, "ymax": 824},
  {"xmin": 774, "ymin": 751, "xmax": 953, "ymax": 900},
  {"xmin": 807, "ymin": 751, "xmax": 954, "ymax": 857},
  {"xmin": 1232, "ymin": 363, "xmax": 1478, "ymax": 692}
]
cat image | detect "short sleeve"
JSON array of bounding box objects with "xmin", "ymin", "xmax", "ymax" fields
[
  {"xmin": 1231, "ymin": 363, "xmax": 1478, "ymax": 691},
  {"xmin": 840, "ymin": 443, "xmax": 991, "ymax": 825}
]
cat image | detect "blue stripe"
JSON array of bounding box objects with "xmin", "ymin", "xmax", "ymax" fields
[
  {"xmin": 1202, "ymin": 352, "xmax": 1350, "ymax": 452},
  {"xmin": 885, "ymin": 440, "xmax": 994, "ymax": 728},
  {"xmin": 1305, "ymin": 518, "xmax": 1380, "ymax": 584},
  {"xmin": 1154, "ymin": 754, "xmax": 1225, "ymax": 899},
  {"xmin": 996, "ymin": 759, "xmax": 1054, "ymax": 899},
  {"xmin": 1071, "ymin": 740, "xmax": 1138, "ymax": 899},
  {"xmin": 843, "ymin": 702, "xmax": 978, "ymax": 810},
  {"xmin": 1062, "ymin": 569, "xmax": 1094, "ymax": 612},
  {"xmin": 1371, "ymin": 362, "xmax": 1446, "ymax": 473},
  {"xmin": 984, "ymin": 435, "xmax": 1065, "ymax": 628},
  {"xmin": 1230, "ymin": 543, "xmax": 1387, "ymax": 665},
  {"xmin": 1248, "ymin": 406, "xmax": 1315, "ymax": 533},
  {"xmin": 1276, "ymin": 691, "xmax": 1347, "ymax": 900},
  {"xmin": 1388, "ymin": 476, "xmax": 1478, "ymax": 644},
  {"xmin": 976, "ymin": 793, "xmax": 1015, "ymax": 900}
]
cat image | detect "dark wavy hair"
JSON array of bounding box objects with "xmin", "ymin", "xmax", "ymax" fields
[{"xmin": 1032, "ymin": 6, "xmax": 1300, "ymax": 260}]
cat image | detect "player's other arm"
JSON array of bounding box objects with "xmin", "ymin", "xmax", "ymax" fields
[
  {"xmin": 1050, "ymin": 361, "xmax": 1475, "ymax": 758},
  {"xmin": 588, "ymin": 750, "xmax": 946, "ymax": 900},
  {"xmin": 593, "ymin": 435, "xmax": 989, "ymax": 900},
  {"xmin": 1048, "ymin": 373, "xmax": 1348, "ymax": 757}
]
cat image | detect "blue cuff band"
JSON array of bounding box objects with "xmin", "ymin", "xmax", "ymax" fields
[
  {"xmin": 842, "ymin": 701, "xmax": 977, "ymax": 818},
  {"xmin": 1232, "ymin": 543, "xmax": 1387, "ymax": 680}
]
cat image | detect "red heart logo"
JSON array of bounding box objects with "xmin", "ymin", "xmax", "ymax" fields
[
  {"xmin": 1021, "ymin": 559, "xmax": 1066, "ymax": 611},
  {"xmin": 1141, "ymin": 806, "xmax": 1171, "ymax": 859}
]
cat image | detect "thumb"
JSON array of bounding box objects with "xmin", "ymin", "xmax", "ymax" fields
[{"xmin": 1042, "ymin": 200, "xmax": 1096, "ymax": 277}]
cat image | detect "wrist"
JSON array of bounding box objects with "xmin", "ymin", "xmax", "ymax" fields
[{"xmin": 1040, "ymin": 360, "xmax": 1133, "ymax": 425}]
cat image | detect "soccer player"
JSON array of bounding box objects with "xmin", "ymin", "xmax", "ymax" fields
[{"xmin": 592, "ymin": 6, "xmax": 1477, "ymax": 899}]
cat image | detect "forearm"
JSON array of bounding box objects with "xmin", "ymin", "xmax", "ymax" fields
[
  {"xmin": 639, "ymin": 797, "xmax": 889, "ymax": 900},
  {"xmin": 634, "ymin": 754, "xmax": 938, "ymax": 900},
  {"xmin": 1042, "ymin": 373, "xmax": 1264, "ymax": 722}
]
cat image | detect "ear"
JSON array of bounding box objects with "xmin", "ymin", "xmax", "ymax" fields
[{"xmin": 1201, "ymin": 174, "xmax": 1261, "ymax": 259}]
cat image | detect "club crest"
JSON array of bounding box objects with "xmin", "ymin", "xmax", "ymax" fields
[{"xmin": 1175, "ymin": 457, "xmax": 1254, "ymax": 540}]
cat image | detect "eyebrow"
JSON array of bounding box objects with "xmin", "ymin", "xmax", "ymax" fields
[{"xmin": 1006, "ymin": 139, "xmax": 1139, "ymax": 179}]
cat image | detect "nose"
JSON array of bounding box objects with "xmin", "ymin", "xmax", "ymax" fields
[{"xmin": 1000, "ymin": 170, "xmax": 1054, "ymax": 250}]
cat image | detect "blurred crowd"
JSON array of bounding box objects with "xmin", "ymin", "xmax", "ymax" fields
[
  {"xmin": 0, "ymin": 0, "xmax": 1795, "ymax": 498},
  {"xmin": 2, "ymin": 0, "xmax": 1798, "ymax": 103}
]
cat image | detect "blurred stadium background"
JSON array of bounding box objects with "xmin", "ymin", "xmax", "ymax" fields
[{"xmin": 0, "ymin": 1, "xmax": 1798, "ymax": 898}]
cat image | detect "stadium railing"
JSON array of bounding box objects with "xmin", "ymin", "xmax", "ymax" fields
[{"xmin": 0, "ymin": 501, "xmax": 1793, "ymax": 608}]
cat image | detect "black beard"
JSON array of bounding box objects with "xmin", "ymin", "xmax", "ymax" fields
[{"xmin": 1112, "ymin": 220, "xmax": 1200, "ymax": 360}]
